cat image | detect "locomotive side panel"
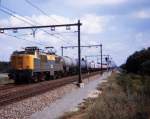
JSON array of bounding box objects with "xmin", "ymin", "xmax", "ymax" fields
[
  {"xmin": 47, "ymin": 55, "xmax": 55, "ymax": 76},
  {"xmin": 34, "ymin": 58, "xmax": 41, "ymax": 72}
]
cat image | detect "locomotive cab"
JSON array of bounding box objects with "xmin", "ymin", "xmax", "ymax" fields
[
  {"xmin": 10, "ymin": 47, "xmax": 41, "ymax": 70},
  {"xmin": 9, "ymin": 47, "xmax": 40, "ymax": 83}
]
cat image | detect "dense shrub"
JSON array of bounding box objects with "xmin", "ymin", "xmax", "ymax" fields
[
  {"xmin": 141, "ymin": 60, "xmax": 150, "ymax": 75},
  {"xmin": 124, "ymin": 47, "xmax": 150, "ymax": 75}
]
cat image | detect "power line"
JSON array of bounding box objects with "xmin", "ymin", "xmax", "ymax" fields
[
  {"xmin": 0, "ymin": 7, "xmax": 33, "ymax": 25},
  {"xmin": 2, "ymin": 5, "xmax": 75, "ymax": 45},
  {"xmin": 0, "ymin": 6, "xmax": 54, "ymax": 34},
  {"xmin": 25, "ymin": 0, "xmax": 61, "ymax": 24},
  {"xmin": 0, "ymin": 5, "xmax": 72, "ymax": 45},
  {"xmin": 24, "ymin": 0, "xmax": 79, "ymax": 45},
  {"xmin": 0, "ymin": 1, "xmax": 91, "ymax": 48},
  {"xmin": 25, "ymin": 0, "xmax": 78, "ymax": 34},
  {"xmin": 3, "ymin": 32, "xmax": 46, "ymax": 46},
  {"xmin": 16, "ymin": 33, "xmax": 33, "ymax": 37},
  {"xmin": 0, "ymin": 7, "xmax": 50, "ymax": 46},
  {"xmin": 0, "ymin": 23, "xmax": 81, "ymax": 46}
]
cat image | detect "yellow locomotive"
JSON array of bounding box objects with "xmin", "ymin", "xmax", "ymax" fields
[
  {"xmin": 9, "ymin": 46, "xmax": 107, "ymax": 84},
  {"xmin": 9, "ymin": 47, "xmax": 64, "ymax": 83}
]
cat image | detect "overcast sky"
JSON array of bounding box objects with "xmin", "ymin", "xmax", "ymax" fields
[{"xmin": 0, "ymin": 0, "xmax": 150, "ymax": 65}]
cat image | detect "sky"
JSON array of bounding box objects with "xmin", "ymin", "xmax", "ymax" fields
[{"xmin": 0, "ymin": 0, "xmax": 150, "ymax": 65}]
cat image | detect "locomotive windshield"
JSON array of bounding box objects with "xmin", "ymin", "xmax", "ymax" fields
[
  {"xmin": 13, "ymin": 51, "xmax": 35, "ymax": 55},
  {"xmin": 13, "ymin": 47, "xmax": 40, "ymax": 55}
]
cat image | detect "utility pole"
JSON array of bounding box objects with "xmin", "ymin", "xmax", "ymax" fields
[
  {"xmin": 105, "ymin": 55, "xmax": 110, "ymax": 71},
  {"xmin": 107, "ymin": 55, "xmax": 110, "ymax": 71},
  {"xmin": 61, "ymin": 44, "xmax": 103, "ymax": 84},
  {"xmin": 100, "ymin": 44, "xmax": 102, "ymax": 72},
  {"xmin": 61, "ymin": 46, "xmax": 63, "ymax": 56},
  {"xmin": 78, "ymin": 20, "xmax": 82, "ymax": 84}
]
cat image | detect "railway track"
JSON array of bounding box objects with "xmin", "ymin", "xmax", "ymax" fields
[
  {"xmin": 0, "ymin": 71, "xmax": 101, "ymax": 107},
  {"xmin": 0, "ymin": 84, "xmax": 15, "ymax": 91}
]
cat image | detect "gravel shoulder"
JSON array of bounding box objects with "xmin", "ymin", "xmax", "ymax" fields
[
  {"xmin": 0, "ymin": 73, "xmax": 106, "ymax": 119},
  {"xmin": 0, "ymin": 83, "xmax": 77, "ymax": 119},
  {"xmin": 31, "ymin": 72, "xmax": 111, "ymax": 119}
]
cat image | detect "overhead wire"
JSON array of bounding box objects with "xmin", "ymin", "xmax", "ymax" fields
[
  {"xmin": 25, "ymin": 0, "xmax": 77, "ymax": 35},
  {"xmin": 1, "ymin": 2, "xmax": 78, "ymax": 47},
  {"xmin": 25, "ymin": 0, "xmax": 61, "ymax": 24},
  {"xmin": 0, "ymin": 5, "xmax": 72, "ymax": 45},
  {"xmin": 0, "ymin": 7, "xmax": 49, "ymax": 46},
  {"xmin": 0, "ymin": 6, "xmax": 54, "ymax": 35},
  {"xmin": 0, "ymin": 7, "xmax": 33, "ymax": 25},
  {"xmin": 0, "ymin": 3, "xmax": 90, "ymax": 56},
  {"xmin": 3, "ymin": 32, "xmax": 47, "ymax": 46},
  {"xmin": 0, "ymin": 6, "xmax": 70, "ymax": 46},
  {"xmin": 24, "ymin": 0, "xmax": 78, "ymax": 45}
]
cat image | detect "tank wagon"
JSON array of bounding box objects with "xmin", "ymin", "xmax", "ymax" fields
[{"xmin": 9, "ymin": 46, "xmax": 98, "ymax": 83}]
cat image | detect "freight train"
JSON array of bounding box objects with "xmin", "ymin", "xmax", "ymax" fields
[{"xmin": 8, "ymin": 46, "xmax": 106, "ymax": 83}]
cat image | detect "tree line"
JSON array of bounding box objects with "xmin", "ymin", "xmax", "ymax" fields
[
  {"xmin": 0, "ymin": 61, "xmax": 10, "ymax": 73},
  {"xmin": 121, "ymin": 47, "xmax": 150, "ymax": 75}
]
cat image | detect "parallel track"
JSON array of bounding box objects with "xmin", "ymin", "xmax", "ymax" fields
[
  {"xmin": 0, "ymin": 84, "xmax": 15, "ymax": 91},
  {"xmin": 0, "ymin": 71, "xmax": 101, "ymax": 107}
]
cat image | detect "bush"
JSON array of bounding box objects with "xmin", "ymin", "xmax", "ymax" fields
[
  {"xmin": 141, "ymin": 60, "xmax": 150, "ymax": 75},
  {"xmin": 124, "ymin": 47, "xmax": 150, "ymax": 75}
]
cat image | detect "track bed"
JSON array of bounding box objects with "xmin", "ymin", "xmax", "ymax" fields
[{"xmin": 0, "ymin": 71, "xmax": 100, "ymax": 107}]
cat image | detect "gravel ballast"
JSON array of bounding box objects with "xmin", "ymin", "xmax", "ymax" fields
[
  {"xmin": 0, "ymin": 74, "xmax": 101, "ymax": 119},
  {"xmin": 31, "ymin": 73, "xmax": 110, "ymax": 119},
  {"xmin": 0, "ymin": 84, "xmax": 77, "ymax": 119}
]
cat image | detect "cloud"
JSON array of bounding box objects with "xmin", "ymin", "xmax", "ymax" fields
[
  {"xmin": 0, "ymin": 19, "xmax": 10, "ymax": 27},
  {"xmin": 0, "ymin": 14, "xmax": 110, "ymax": 34},
  {"xmin": 0, "ymin": 13, "xmax": 111, "ymax": 60},
  {"xmin": 131, "ymin": 9, "xmax": 150, "ymax": 19},
  {"xmin": 135, "ymin": 32, "xmax": 150, "ymax": 47},
  {"xmin": 1, "ymin": 11, "xmax": 149, "ymax": 65},
  {"xmin": 67, "ymin": 0, "xmax": 128, "ymax": 7},
  {"xmin": 81, "ymin": 14, "xmax": 111, "ymax": 34}
]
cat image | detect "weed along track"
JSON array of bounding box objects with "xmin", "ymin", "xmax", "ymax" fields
[{"xmin": 0, "ymin": 71, "xmax": 100, "ymax": 107}]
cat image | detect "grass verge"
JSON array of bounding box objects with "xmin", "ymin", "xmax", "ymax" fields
[{"xmin": 59, "ymin": 71, "xmax": 150, "ymax": 119}]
